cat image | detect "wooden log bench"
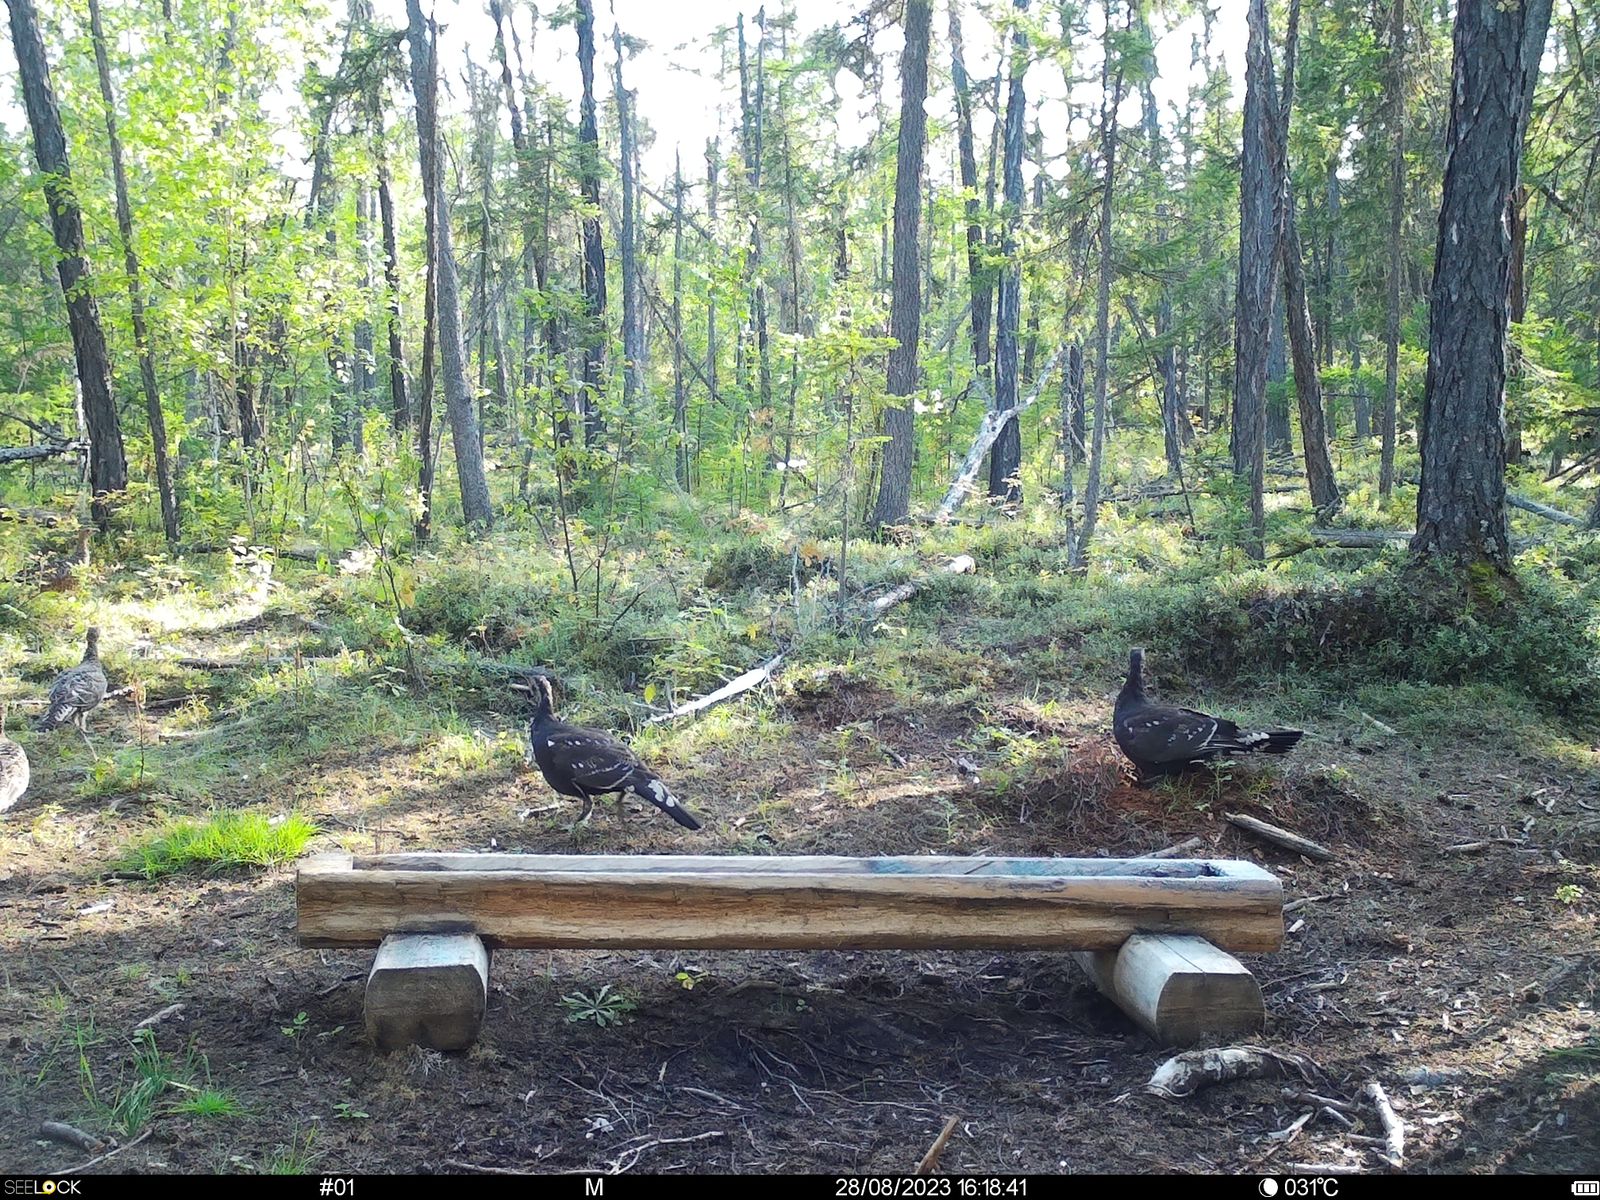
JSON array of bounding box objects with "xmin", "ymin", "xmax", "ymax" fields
[{"xmin": 295, "ymin": 853, "xmax": 1283, "ymax": 1051}]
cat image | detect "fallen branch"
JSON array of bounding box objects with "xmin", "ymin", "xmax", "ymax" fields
[
  {"xmin": 1226, "ymin": 812, "xmax": 1335, "ymax": 862},
  {"xmin": 1147, "ymin": 1045, "xmax": 1319, "ymax": 1099},
  {"xmin": 606, "ymin": 1130, "xmax": 726, "ymax": 1175},
  {"xmin": 869, "ymin": 555, "xmax": 976, "ymax": 616},
  {"xmin": 133, "ymin": 1002, "xmax": 185, "ymax": 1033},
  {"xmin": 40, "ymin": 1122, "xmax": 104, "ymax": 1153},
  {"xmin": 1442, "ymin": 837, "xmax": 1522, "ymax": 854},
  {"xmin": 1508, "ymin": 491, "xmax": 1584, "ymax": 527},
  {"xmin": 915, "ymin": 1116, "xmax": 961, "ymax": 1175},
  {"xmin": 1136, "ymin": 836, "xmax": 1205, "ymax": 860},
  {"xmin": 932, "ymin": 346, "xmax": 1066, "ymax": 522},
  {"xmin": 0, "ymin": 442, "xmax": 83, "ymax": 465},
  {"xmin": 61, "ymin": 1128, "xmax": 151, "ymax": 1175},
  {"xmin": 1363, "ymin": 1079, "xmax": 1405, "ymax": 1168},
  {"xmin": 1359, "ymin": 711, "xmax": 1398, "ymax": 736},
  {"xmin": 648, "ymin": 655, "xmax": 785, "ymax": 725}
]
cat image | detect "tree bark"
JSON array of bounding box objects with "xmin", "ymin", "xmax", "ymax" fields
[
  {"xmin": 672, "ymin": 152, "xmax": 690, "ymax": 489},
  {"xmin": 988, "ymin": 0, "xmax": 1028, "ymax": 502},
  {"xmin": 1273, "ymin": 0, "xmax": 1341, "ymax": 517},
  {"xmin": 371, "ymin": 106, "xmax": 411, "ymax": 433},
  {"xmin": 575, "ymin": 0, "xmax": 607, "ymax": 448},
  {"xmin": 88, "ymin": 0, "xmax": 177, "ymax": 542},
  {"xmin": 612, "ymin": 23, "xmax": 644, "ymax": 422},
  {"xmin": 8, "ymin": 0, "xmax": 127, "ymax": 530},
  {"xmin": 1072, "ymin": 0, "xmax": 1126, "ymax": 567},
  {"xmin": 1411, "ymin": 0, "xmax": 1553, "ymax": 569},
  {"xmin": 1266, "ymin": 292, "xmax": 1290, "ymax": 451},
  {"xmin": 1380, "ymin": 0, "xmax": 1404, "ymax": 501},
  {"xmin": 1232, "ymin": 0, "xmax": 1279, "ymax": 560},
  {"xmin": 949, "ymin": 3, "xmax": 994, "ymax": 400},
  {"xmin": 406, "ymin": 0, "xmax": 493, "ymax": 531},
  {"xmin": 870, "ymin": 0, "xmax": 932, "ymax": 529}
]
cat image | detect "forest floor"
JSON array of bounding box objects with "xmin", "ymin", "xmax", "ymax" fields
[{"xmin": 1, "ymin": 516, "xmax": 1597, "ymax": 1176}]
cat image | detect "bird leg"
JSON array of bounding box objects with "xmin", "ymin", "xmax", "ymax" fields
[
  {"xmin": 73, "ymin": 715, "xmax": 96, "ymax": 758},
  {"xmin": 566, "ymin": 794, "xmax": 595, "ymax": 837}
]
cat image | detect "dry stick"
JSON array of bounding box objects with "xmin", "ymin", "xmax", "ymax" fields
[
  {"xmin": 1363, "ymin": 1080, "xmax": 1405, "ymax": 1167},
  {"xmin": 870, "ymin": 555, "xmax": 976, "ymax": 615},
  {"xmin": 132, "ymin": 1002, "xmax": 185, "ymax": 1032},
  {"xmin": 1282, "ymin": 893, "xmax": 1339, "ymax": 913},
  {"xmin": 1226, "ymin": 812, "xmax": 1335, "ymax": 862},
  {"xmin": 648, "ymin": 655, "xmax": 785, "ymax": 725},
  {"xmin": 932, "ymin": 346, "xmax": 1066, "ymax": 522},
  {"xmin": 915, "ymin": 1116, "xmax": 961, "ymax": 1175},
  {"xmin": 607, "ymin": 1130, "xmax": 726, "ymax": 1175},
  {"xmin": 61, "ymin": 1128, "xmax": 152, "ymax": 1175},
  {"xmin": 1359, "ymin": 711, "xmax": 1398, "ymax": 736},
  {"xmin": 1507, "ymin": 491, "xmax": 1584, "ymax": 527},
  {"xmin": 39, "ymin": 1122, "xmax": 103, "ymax": 1153},
  {"xmin": 1135, "ymin": 835, "xmax": 1205, "ymax": 859}
]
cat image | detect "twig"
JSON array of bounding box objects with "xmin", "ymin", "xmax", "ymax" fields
[
  {"xmin": 61, "ymin": 1128, "xmax": 151, "ymax": 1174},
  {"xmin": 606, "ymin": 1130, "xmax": 726, "ymax": 1174},
  {"xmin": 1363, "ymin": 1079, "xmax": 1405, "ymax": 1168},
  {"xmin": 132, "ymin": 1002, "xmax": 185, "ymax": 1032},
  {"xmin": 648, "ymin": 656, "xmax": 784, "ymax": 725},
  {"xmin": 1359, "ymin": 711, "xmax": 1398, "ymax": 736},
  {"xmin": 1442, "ymin": 837, "xmax": 1523, "ymax": 854},
  {"xmin": 915, "ymin": 1116, "xmax": 961, "ymax": 1175},
  {"xmin": 1226, "ymin": 812, "xmax": 1335, "ymax": 862},
  {"xmin": 442, "ymin": 1159, "xmax": 534, "ymax": 1175},
  {"xmin": 1136, "ymin": 836, "xmax": 1204, "ymax": 860},
  {"xmin": 39, "ymin": 1122, "xmax": 103, "ymax": 1153},
  {"xmin": 1282, "ymin": 893, "xmax": 1339, "ymax": 913}
]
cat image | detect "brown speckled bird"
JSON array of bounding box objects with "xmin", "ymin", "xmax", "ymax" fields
[
  {"xmin": 36, "ymin": 627, "xmax": 108, "ymax": 752},
  {"xmin": 0, "ymin": 703, "xmax": 28, "ymax": 813}
]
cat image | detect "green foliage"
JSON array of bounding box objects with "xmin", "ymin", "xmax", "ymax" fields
[
  {"xmin": 116, "ymin": 811, "xmax": 318, "ymax": 880},
  {"xmin": 561, "ymin": 984, "xmax": 637, "ymax": 1027}
]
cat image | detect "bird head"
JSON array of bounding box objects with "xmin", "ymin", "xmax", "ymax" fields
[
  {"xmin": 1124, "ymin": 647, "xmax": 1146, "ymax": 695},
  {"xmin": 511, "ymin": 672, "xmax": 558, "ymax": 723},
  {"xmin": 84, "ymin": 627, "xmax": 101, "ymax": 660}
]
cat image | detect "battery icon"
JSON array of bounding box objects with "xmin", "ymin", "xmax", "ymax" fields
[{"xmin": 1572, "ymin": 1183, "xmax": 1599, "ymax": 1195}]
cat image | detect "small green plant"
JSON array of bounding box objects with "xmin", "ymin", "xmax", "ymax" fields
[
  {"xmin": 333, "ymin": 1101, "xmax": 370, "ymax": 1120},
  {"xmin": 79, "ymin": 1030, "xmax": 180, "ymax": 1138},
  {"xmin": 561, "ymin": 984, "xmax": 637, "ymax": 1027},
  {"xmin": 281, "ymin": 1011, "xmax": 310, "ymax": 1041},
  {"xmin": 1555, "ymin": 883, "xmax": 1585, "ymax": 905},
  {"xmin": 265, "ymin": 1126, "xmax": 320, "ymax": 1174},
  {"xmin": 116, "ymin": 810, "xmax": 318, "ymax": 880},
  {"xmin": 674, "ymin": 968, "xmax": 704, "ymax": 991},
  {"xmin": 173, "ymin": 1087, "xmax": 242, "ymax": 1118}
]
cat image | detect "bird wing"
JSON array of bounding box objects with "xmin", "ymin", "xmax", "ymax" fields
[
  {"xmin": 541, "ymin": 728, "xmax": 643, "ymax": 794},
  {"xmin": 49, "ymin": 663, "xmax": 106, "ymax": 711},
  {"xmin": 1118, "ymin": 703, "xmax": 1241, "ymax": 764}
]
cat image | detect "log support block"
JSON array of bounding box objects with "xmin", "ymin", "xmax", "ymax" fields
[
  {"xmin": 1074, "ymin": 934, "xmax": 1263, "ymax": 1046},
  {"xmin": 364, "ymin": 933, "xmax": 489, "ymax": 1052}
]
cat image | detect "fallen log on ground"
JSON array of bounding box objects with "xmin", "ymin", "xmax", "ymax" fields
[
  {"xmin": 869, "ymin": 554, "xmax": 976, "ymax": 616},
  {"xmin": 648, "ymin": 654, "xmax": 786, "ymax": 724},
  {"xmin": 1226, "ymin": 812, "xmax": 1335, "ymax": 862},
  {"xmin": 1507, "ymin": 491, "xmax": 1584, "ymax": 527},
  {"xmin": 932, "ymin": 346, "xmax": 1066, "ymax": 522},
  {"xmin": 1146, "ymin": 1045, "xmax": 1320, "ymax": 1098},
  {"xmin": 0, "ymin": 442, "xmax": 82, "ymax": 465}
]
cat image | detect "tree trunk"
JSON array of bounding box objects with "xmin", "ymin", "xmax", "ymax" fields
[
  {"xmin": 8, "ymin": 0, "xmax": 127, "ymax": 529},
  {"xmin": 1232, "ymin": 0, "xmax": 1278, "ymax": 560},
  {"xmin": 1072, "ymin": 0, "xmax": 1126, "ymax": 567},
  {"xmin": 612, "ymin": 23, "xmax": 644, "ymax": 422},
  {"xmin": 1061, "ymin": 340, "xmax": 1081, "ymax": 519},
  {"xmin": 372, "ymin": 107, "xmax": 411, "ymax": 433},
  {"xmin": 406, "ymin": 0, "xmax": 493, "ymax": 531},
  {"xmin": 352, "ymin": 183, "xmax": 374, "ymax": 455},
  {"xmin": 88, "ymin": 0, "xmax": 177, "ymax": 542},
  {"xmin": 1380, "ymin": 0, "xmax": 1404, "ymax": 501},
  {"xmin": 988, "ymin": 0, "xmax": 1028, "ymax": 502},
  {"xmin": 672, "ymin": 152, "xmax": 690, "ymax": 489},
  {"xmin": 1411, "ymin": 0, "xmax": 1552, "ymax": 569},
  {"xmin": 1273, "ymin": 0, "xmax": 1341, "ymax": 517},
  {"xmin": 1266, "ymin": 292, "xmax": 1290, "ymax": 451},
  {"xmin": 949, "ymin": 4, "xmax": 994, "ymax": 400},
  {"xmin": 870, "ymin": 0, "xmax": 932, "ymax": 530},
  {"xmin": 575, "ymin": 0, "xmax": 607, "ymax": 448}
]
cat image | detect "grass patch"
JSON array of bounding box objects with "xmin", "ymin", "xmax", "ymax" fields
[
  {"xmin": 117, "ymin": 810, "xmax": 318, "ymax": 880},
  {"xmin": 172, "ymin": 1087, "xmax": 244, "ymax": 1118}
]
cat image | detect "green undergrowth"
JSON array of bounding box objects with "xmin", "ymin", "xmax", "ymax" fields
[{"xmin": 116, "ymin": 810, "xmax": 319, "ymax": 879}]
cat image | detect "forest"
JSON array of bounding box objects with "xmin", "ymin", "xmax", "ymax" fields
[{"xmin": 0, "ymin": 0, "xmax": 1596, "ymax": 1178}]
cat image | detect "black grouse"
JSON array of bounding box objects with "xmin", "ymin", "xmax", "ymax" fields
[
  {"xmin": 520, "ymin": 674, "xmax": 702, "ymax": 830},
  {"xmin": 1113, "ymin": 648, "xmax": 1303, "ymax": 782}
]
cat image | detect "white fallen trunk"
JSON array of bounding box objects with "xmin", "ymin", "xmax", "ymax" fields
[
  {"xmin": 649, "ymin": 654, "xmax": 785, "ymax": 725},
  {"xmin": 1147, "ymin": 1044, "xmax": 1318, "ymax": 1099},
  {"xmin": 933, "ymin": 346, "xmax": 1066, "ymax": 522},
  {"xmin": 870, "ymin": 555, "xmax": 976, "ymax": 615}
]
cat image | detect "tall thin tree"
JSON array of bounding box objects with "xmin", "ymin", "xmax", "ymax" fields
[
  {"xmin": 988, "ymin": 0, "xmax": 1028, "ymax": 502},
  {"xmin": 1379, "ymin": 0, "xmax": 1404, "ymax": 500},
  {"xmin": 575, "ymin": 0, "xmax": 607, "ymax": 447},
  {"xmin": 88, "ymin": 0, "xmax": 177, "ymax": 542},
  {"xmin": 870, "ymin": 0, "xmax": 933, "ymax": 529}
]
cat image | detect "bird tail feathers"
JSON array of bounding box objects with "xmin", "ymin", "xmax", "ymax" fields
[
  {"xmin": 629, "ymin": 774, "xmax": 702, "ymax": 831},
  {"xmin": 34, "ymin": 703, "xmax": 70, "ymax": 732},
  {"xmin": 1242, "ymin": 729, "xmax": 1304, "ymax": 755}
]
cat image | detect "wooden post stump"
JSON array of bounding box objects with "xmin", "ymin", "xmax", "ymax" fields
[
  {"xmin": 1074, "ymin": 933, "xmax": 1263, "ymax": 1045},
  {"xmin": 364, "ymin": 933, "xmax": 489, "ymax": 1052}
]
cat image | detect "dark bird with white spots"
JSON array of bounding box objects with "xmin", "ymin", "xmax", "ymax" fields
[
  {"xmin": 519, "ymin": 674, "xmax": 702, "ymax": 831},
  {"xmin": 35, "ymin": 627, "xmax": 107, "ymax": 752},
  {"xmin": 1113, "ymin": 648, "xmax": 1303, "ymax": 783}
]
